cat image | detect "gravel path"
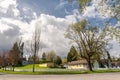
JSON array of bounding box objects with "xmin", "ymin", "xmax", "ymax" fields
[{"xmin": 0, "ymin": 72, "xmax": 120, "ymax": 80}]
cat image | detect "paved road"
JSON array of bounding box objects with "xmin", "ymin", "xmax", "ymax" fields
[{"xmin": 0, "ymin": 72, "xmax": 120, "ymax": 80}]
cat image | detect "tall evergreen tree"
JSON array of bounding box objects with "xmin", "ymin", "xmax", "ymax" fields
[
  {"xmin": 67, "ymin": 46, "xmax": 78, "ymax": 62},
  {"xmin": 42, "ymin": 52, "xmax": 46, "ymax": 61},
  {"xmin": 8, "ymin": 42, "xmax": 20, "ymax": 71},
  {"xmin": 8, "ymin": 39, "xmax": 24, "ymax": 71},
  {"xmin": 55, "ymin": 56, "xmax": 62, "ymax": 65}
]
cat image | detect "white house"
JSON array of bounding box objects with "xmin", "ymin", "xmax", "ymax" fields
[{"xmin": 67, "ymin": 60, "xmax": 88, "ymax": 70}]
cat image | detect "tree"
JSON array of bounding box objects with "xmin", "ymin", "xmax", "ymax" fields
[
  {"xmin": 7, "ymin": 38, "xmax": 24, "ymax": 72},
  {"xmin": 69, "ymin": 0, "xmax": 91, "ymax": 13},
  {"xmin": 0, "ymin": 51, "xmax": 9, "ymax": 70},
  {"xmin": 67, "ymin": 46, "xmax": 78, "ymax": 62},
  {"xmin": 8, "ymin": 42, "xmax": 20, "ymax": 71},
  {"xmin": 76, "ymin": 0, "xmax": 120, "ymax": 40},
  {"xmin": 17, "ymin": 38, "xmax": 24, "ymax": 65},
  {"xmin": 66, "ymin": 0, "xmax": 120, "ymax": 71},
  {"xmin": 55, "ymin": 56, "xmax": 62, "ymax": 65},
  {"xmin": 47, "ymin": 50, "xmax": 57, "ymax": 63},
  {"xmin": 28, "ymin": 55, "xmax": 39, "ymax": 64},
  {"xmin": 31, "ymin": 26, "xmax": 41, "ymax": 72},
  {"xmin": 42, "ymin": 52, "xmax": 47, "ymax": 61},
  {"xmin": 62, "ymin": 57, "xmax": 67, "ymax": 65},
  {"xmin": 65, "ymin": 19, "xmax": 109, "ymax": 71}
]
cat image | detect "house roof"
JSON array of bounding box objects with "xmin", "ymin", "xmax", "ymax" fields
[{"xmin": 68, "ymin": 60, "xmax": 87, "ymax": 65}]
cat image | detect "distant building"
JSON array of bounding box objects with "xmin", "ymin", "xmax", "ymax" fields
[
  {"xmin": 39, "ymin": 63, "xmax": 54, "ymax": 68},
  {"xmin": 22, "ymin": 60, "xmax": 29, "ymax": 65},
  {"xmin": 112, "ymin": 61, "xmax": 120, "ymax": 68},
  {"xmin": 67, "ymin": 60, "xmax": 88, "ymax": 70}
]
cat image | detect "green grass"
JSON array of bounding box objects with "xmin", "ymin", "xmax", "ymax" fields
[
  {"xmin": 0, "ymin": 69, "xmax": 84, "ymax": 75},
  {"xmin": 16, "ymin": 64, "xmax": 49, "ymax": 69},
  {"xmin": 91, "ymin": 69, "xmax": 120, "ymax": 73},
  {"xmin": 0, "ymin": 64, "xmax": 120, "ymax": 75},
  {"xmin": 0, "ymin": 69, "xmax": 120, "ymax": 75}
]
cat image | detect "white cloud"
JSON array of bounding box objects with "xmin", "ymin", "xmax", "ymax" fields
[
  {"xmin": 109, "ymin": 40, "xmax": 120, "ymax": 57},
  {"xmin": 0, "ymin": 0, "xmax": 120, "ymax": 58},
  {"xmin": 0, "ymin": 0, "xmax": 20, "ymax": 18},
  {"xmin": 0, "ymin": 0, "xmax": 76, "ymax": 57},
  {"xmin": 22, "ymin": 14, "xmax": 76, "ymax": 56}
]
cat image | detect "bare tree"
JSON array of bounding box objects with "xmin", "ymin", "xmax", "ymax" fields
[{"xmin": 31, "ymin": 26, "xmax": 41, "ymax": 72}]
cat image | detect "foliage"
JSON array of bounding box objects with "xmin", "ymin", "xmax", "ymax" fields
[
  {"xmin": 67, "ymin": 46, "xmax": 78, "ymax": 62},
  {"xmin": 8, "ymin": 40, "xmax": 24, "ymax": 71},
  {"xmin": 0, "ymin": 51, "xmax": 9, "ymax": 70},
  {"xmin": 62, "ymin": 57, "xmax": 67, "ymax": 65},
  {"xmin": 47, "ymin": 50, "xmax": 57, "ymax": 63},
  {"xmin": 65, "ymin": 19, "xmax": 110, "ymax": 71},
  {"xmin": 55, "ymin": 56, "xmax": 62, "ymax": 65},
  {"xmin": 28, "ymin": 55, "xmax": 39, "ymax": 64},
  {"xmin": 69, "ymin": 0, "xmax": 91, "ymax": 13},
  {"xmin": 42, "ymin": 52, "xmax": 47, "ymax": 61},
  {"xmin": 66, "ymin": 0, "xmax": 120, "ymax": 71}
]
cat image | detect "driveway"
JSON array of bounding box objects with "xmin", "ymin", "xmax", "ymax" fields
[{"xmin": 0, "ymin": 72, "xmax": 120, "ymax": 80}]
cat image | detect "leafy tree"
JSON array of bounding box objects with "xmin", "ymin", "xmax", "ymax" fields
[
  {"xmin": 16, "ymin": 38, "xmax": 24, "ymax": 65},
  {"xmin": 69, "ymin": 0, "xmax": 91, "ymax": 13},
  {"xmin": 67, "ymin": 46, "xmax": 78, "ymax": 62},
  {"xmin": 62, "ymin": 57, "xmax": 67, "ymax": 65},
  {"xmin": 8, "ymin": 42, "xmax": 20, "ymax": 71},
  {"xmin": 47, "ymin": 50, "xmax": 57, "ymax": 63},
  {"xmin": 0, "ymin": 51, "xmax": 9, "ymax": 70},
  {"xmin": 66, "ymin": 0, "xmax": 120, "ymax": 71},
  {"xmin": 28, "ymin": 55, "xmax": 39, "ymax": 63},
  {"xmin": 42, "ymin": 52, "xmax": 47, "ymax": 61},
  {"xmin": 65, "ymin": 19, "xmax": 109, "ymax": 71},
  {"xmin": 55, "ymin": 56, "xmax": 62, "ymax": 65}
]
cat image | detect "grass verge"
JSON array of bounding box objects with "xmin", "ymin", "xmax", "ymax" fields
[{"xmin": 0, "ymin": 69, "xmax": 120, "ymax": 75}]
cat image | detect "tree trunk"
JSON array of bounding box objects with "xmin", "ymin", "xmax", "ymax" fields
[
  {"xmin": 87, "ymin": 58, "xmax": 93, "ymax": 71},
  {"xmin": 33, "ymin": 55, "xmax": 35, "ymax": 72},
  {"xmin": 12, "ymin": 65, "xmax": 14, "ymax": 72},
  {"xmin": 4, "ymin": 66, "xmax": 6, "ymax": 71},
  {"xmin": 33, "ymin": 63, "xmax": 35, "ymax": 72}
]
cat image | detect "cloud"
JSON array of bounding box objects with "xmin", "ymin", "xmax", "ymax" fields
[
  {"xmin": 109, "ymin": 40, "xmax": 120, "ymax": 57},
  {"xmin": 22, "ymin": 14, "xmax": 76, "ymax": 57},
  {"xmin": 0, "ymin": 0, "xmax": 120, "ymax": 58},
  {"xmin": 0, "ymin": 0, "xmax": 76, "ymax": 57},
  {"xmin": 0, "ymin": 0, "xmax": 20, "ymax": 18}
]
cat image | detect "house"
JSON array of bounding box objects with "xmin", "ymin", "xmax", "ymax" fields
[
  {"xmin": 22, "ymin": 60, "xmax": 29, "ymax": 65},
  {"xmin": 39, "ymin": 63, "xmax": 54, "ymax": 68},
  {"xmin": 112, "ymin": 61, "xmax": 120, "ymax": 68},
  {"xmin": 67, "ymin": 60, "xmax": 88, "ymax": 70}
]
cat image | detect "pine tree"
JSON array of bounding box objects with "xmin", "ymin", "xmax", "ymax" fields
[
  {"xmin": 67, "ymin": 46, "xmax": 78, "ymax": 62},
  {"xmin": 42, "ymin": 52, "xmax": 46, "ymax": 61},
  {"xmin": 55, "ymin": 56, "xmax": 62, "ymax": 65}
]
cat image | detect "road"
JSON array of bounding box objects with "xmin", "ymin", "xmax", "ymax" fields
[{"xmin": 0, "ymin": 72, "xmax": 120, "ymax": 80}]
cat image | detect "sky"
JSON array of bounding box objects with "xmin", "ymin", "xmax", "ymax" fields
[{"xmin": 0, "ymin": 0, "xmax": 120, "ymax": 57}]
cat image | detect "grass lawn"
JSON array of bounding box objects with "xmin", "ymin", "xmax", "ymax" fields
[
  {"xmin": 0, "ymin": 64, "xmax": 120, "ymax": 75},
  {"xmin": 0, "ymin": 69, "xmax": 120, "ymax": 75},
  {"xmin": 0, "ymin": 69, "xmax": 84, "ymax": 75},
  {"xmin": 16, "ymin": 64, "xmax": 49, "ymax": 69}
]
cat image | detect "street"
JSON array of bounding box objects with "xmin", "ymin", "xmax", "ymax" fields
[{"xmin": 0, "ymin": 72, "xmax": 120, "ymax": 80}]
